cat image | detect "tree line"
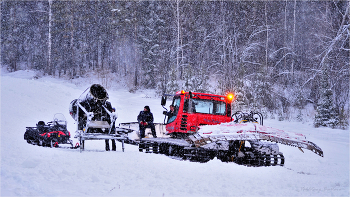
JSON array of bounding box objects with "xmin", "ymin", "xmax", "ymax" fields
[{"xmin": 1, "ymin": 1, "xmax": 349, "ymax": 128}]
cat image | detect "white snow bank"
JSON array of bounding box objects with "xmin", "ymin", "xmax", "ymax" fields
[{"xmin": 1, "ymin": 69, "xmax": 38, "ymax": 79}]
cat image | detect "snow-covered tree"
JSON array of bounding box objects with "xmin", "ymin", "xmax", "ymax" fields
[
  {"xmin": 166, "ymin": 66, "xmax": 179, "ymax": 94},
  {"xmin": 314, "ymin": 64, "xmax": 338, "ymax": 128},
  {"xmin": 1, "ymin": 1, "xmax": 348, "ymax": 121}
]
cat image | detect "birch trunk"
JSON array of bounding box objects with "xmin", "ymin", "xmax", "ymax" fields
[{"xmin": 48, "ymin": 0, "xmax": 52, "ymax": 75}]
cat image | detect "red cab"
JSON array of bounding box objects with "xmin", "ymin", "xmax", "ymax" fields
[{"xmin": 163, "ymin": 91, "xmax": 234, "ymax": 138}]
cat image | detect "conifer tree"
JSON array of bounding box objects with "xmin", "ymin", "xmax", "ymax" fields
[
  {"xmin": 314, "ymin": 63, "xmax": 339, "ymax": 128},
  {"xmin": 166, "ymin": 67, "xmax": 180, "ymax": 94}
]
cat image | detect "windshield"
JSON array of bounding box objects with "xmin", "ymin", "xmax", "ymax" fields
[
  {"xmin": 184, "ymin": 98, "xmax": 227, "ymax": 115},
  {"xmin": 53, "ymin": 113, "xmax": 67, "ymax": 126},
  {"xmin": 167, "ymin": 96, "xmax": 181, "ymax": 123}
]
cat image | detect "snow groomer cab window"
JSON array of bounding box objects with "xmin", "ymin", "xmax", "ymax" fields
[
  {"xmin": 184, "ymin": 98, "xmax": 227, "ymax": 115},
  {"xmin": 167, "ymin": 96, "xmax": 181, "ymax": 123}
]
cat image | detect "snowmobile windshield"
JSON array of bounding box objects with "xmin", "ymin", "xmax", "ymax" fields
[{"xmin": 53, "ymin": 113, "xmax": 67, "ymax": 126}]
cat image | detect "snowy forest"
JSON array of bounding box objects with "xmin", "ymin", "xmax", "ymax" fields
[{"xmin": 1, "ymin": 1, "xmax": 349, "ymax": 128}]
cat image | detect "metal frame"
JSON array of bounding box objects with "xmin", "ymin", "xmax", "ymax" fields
[{"xmin": 74, "ymin": 100, "xmax": 129, "ymax": 152}]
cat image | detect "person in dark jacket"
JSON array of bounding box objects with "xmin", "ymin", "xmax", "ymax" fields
[{"xmin": 137, "ymin": 106, "xmax": 157, "ymax": 138}]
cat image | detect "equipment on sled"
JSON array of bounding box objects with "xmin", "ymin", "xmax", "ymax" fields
[
  {"xmin": 24, "ymin": 113, "xmax": 75, "ymax": 148},
  {"xmin": 69, "ymin": 84, "xmax": 133, "ymax": 152}
]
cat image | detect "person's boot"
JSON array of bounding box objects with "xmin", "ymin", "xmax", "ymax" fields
[
  {"xmin": 152, "ymin": 130, "xmax": 157, "ymax": 138},
  {"xmin": 112, "ymin": 140, "xmax": 116, "ymax": 151},
  {"xmin": 105, "ymin": 140, "xmax": 110, "ymax": 151}
]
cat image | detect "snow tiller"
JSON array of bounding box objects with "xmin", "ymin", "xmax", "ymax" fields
[{"xmin": 119, "ymin": 91, "xmax": 323, "ymax": 167}]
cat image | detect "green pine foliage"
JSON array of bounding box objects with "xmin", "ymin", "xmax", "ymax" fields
[{"xmin": 314, "ymin": 65, "xmax": 339, "ymax": 128}]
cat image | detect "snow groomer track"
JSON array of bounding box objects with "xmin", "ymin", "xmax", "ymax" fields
[{"xmin": 131, "ymin": 121, "xmax": 323, "ymax": 167}]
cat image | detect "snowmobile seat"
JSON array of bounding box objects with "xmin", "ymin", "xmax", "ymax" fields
[
  {"xmin": 37, "ymin": 121, "xmax": 45, "ymax": 127},
  {"xmin": 36, "ymin": 121, "xmax": 47, "ymax": 133}
]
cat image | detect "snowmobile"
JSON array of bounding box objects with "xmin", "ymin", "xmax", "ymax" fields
[{"xmin": 24, "ymin": 113, "xmax": 74, "ymax": 148}]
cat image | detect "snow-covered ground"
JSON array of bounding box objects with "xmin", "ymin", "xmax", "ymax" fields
[{"xmin": 1, "ymin": 70, "xmax": 349, "ymax": 196}]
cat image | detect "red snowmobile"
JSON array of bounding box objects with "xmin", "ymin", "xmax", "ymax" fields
[{"xmin": 24, "ymin": 113, "xmax": 74, "ymax": 148}]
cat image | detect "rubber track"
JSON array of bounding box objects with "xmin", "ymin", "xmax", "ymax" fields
[{"xmin": 138, "ymin": 140, "xmax": 284, "ymax": 167}]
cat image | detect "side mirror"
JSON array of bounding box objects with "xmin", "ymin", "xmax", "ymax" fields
[{"xmin": 161, "ymin": 96, "xmax": 167, "ymax": 106}]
